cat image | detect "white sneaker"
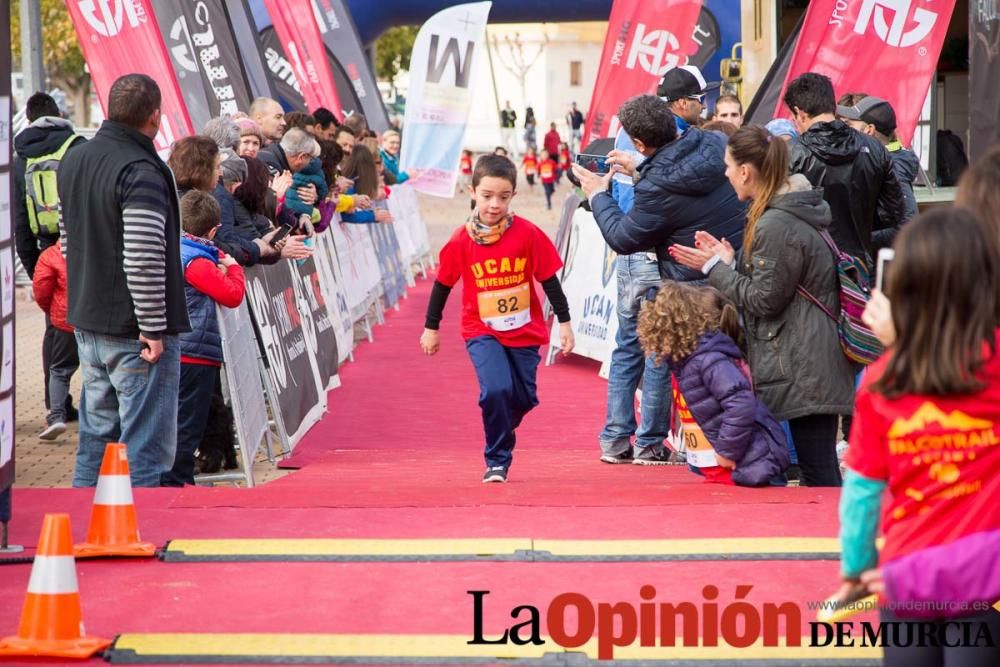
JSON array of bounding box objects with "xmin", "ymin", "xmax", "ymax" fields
[{"xmin": 39, "ymin": 422, "xmax": 67, "ymax": 440}]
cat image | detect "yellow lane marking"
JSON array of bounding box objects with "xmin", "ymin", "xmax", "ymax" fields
[
  {"xmin": 112, "ymin": 633, "xmax": 881, "ymax": 660},
  {"xmin": 164, "ymin": 538, "xmax": 532, "ymax": 557},
  {"xmin": 534, "ymin": 537, "xmax": 841, "ymax": 556}
]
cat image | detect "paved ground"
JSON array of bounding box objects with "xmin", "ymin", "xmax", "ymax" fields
[{"xmin": 12, "ymin": 173, "xmax": 568, "ymax": 488}]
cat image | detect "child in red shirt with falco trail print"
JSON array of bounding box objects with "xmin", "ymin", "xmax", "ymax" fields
[{"xmin": 421, "ymin": 155, "xmax": 575, "ymax": 483}]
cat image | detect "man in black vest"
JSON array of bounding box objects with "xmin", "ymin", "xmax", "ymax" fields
[{"xmin": 58, "ymin": 74, "xmax": 190, "ymax": 488}]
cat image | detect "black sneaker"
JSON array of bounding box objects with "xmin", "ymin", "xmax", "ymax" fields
[
  {"xmin": 65, "ymin": 403, "xmax": 79, "ymax": 423},
  {"xmin": 600, "ymin": 450, "xmax": 633, "ymax": 464},
  {"xmin": 482, "ymin": 466, "xmax": 508, "ymax": 483},
  {"xmin": 633, "ymin": 445, "xmax": 672, "ymax": 465}
]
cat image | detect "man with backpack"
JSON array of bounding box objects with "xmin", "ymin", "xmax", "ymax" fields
[{"xmin": 13, "ymin": 92, "xmax": 86, "ymax": 424}]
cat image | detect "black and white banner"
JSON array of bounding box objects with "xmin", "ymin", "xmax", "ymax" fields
[
  {"xmin": 151, "ymin": 0, "xmax": 254, "ymax": 131},
  {"xmin": 310, "ymin": 0, "xmax": 390, "ymax": 131},
  {"xmin": 244, "ymin": 263, "xmax": 325, "ymax": 448},
  {"xmin": 291, "ymin": 257, "xmax": 341, "ymax": 391}
]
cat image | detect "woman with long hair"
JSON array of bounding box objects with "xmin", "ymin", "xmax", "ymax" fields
[
  {"xmin": 339, "ymin": 144, "xmax": 393, "ymax": 224},
  {"xmin": 670, "ymin": 125, "xmax": 856, "ymax": 486},
  {"xmin": 169, "ymin": 135, "xmax": 220, "ymax": 194},
  {"xmin": 833, "ymin": 209, "xmax": 1000, "ymax": 665}
]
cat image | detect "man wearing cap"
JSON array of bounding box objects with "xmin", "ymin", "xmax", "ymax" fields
[
  {"xmin": 838, "ymin": 95, "xmax": 919, "ymax": 238},
  {"xmin": 573, "ymin": 95, "xmax": 747, "ymax": 466},
  {"xmin": 783, "ymin": 73, "xmax": 906, "ymax": 268},
  {"xmin": 657, "ymin": 65, "xmax": 719, "ymax": 133}
]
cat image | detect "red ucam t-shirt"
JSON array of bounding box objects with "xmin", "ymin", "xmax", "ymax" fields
[
  {"xmin": 558, "ymin": 149, "xmax": 571, "ymax": 170},
  {"xmin": 460, "ymin": 155, "xmax": 473, "ymax": 175},
  {"xmin": 846, "ymin": 334, "xmax": 1000, "ymax": 565},
  {"xmin": 437, "ymin": 216, "xmax": 563, "ymax": 347},
  {"xmin": 539, "ymin": 159, "xmax": 557, "ymax": 184},
  {"xmin": 522, "ymin": 156, "xmax": 538, "ymax": 175}
]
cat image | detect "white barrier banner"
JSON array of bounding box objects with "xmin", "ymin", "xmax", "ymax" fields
[
  {"xmin": 550, "ymin": 207, "xmax": 619, "ymax": 363},
  {"xmin": 217, "ymin": 302, "xmax": 270, "ymax": 485},
  {"xmin": 313, "ymin": 227, "xmax": 355, "ymax": 364},
  {"xmin": 389, "ymin": 184, "xmax": 432, "ymax": 260},
  {"xmin": 328, "ymin": 219, "xmax": 382, "ymax": 320}
]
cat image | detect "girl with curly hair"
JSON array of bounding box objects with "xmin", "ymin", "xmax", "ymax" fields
[{"xmin": 638, "ymin": 281, "xmax": 789, "ymax": 486}]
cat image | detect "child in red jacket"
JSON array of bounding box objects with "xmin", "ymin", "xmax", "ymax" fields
[
  {"xmin": 538, "ymin": 150, "xmax": 558, "ymax": 210},
  {"xmin": 161, "ymin": 191, "xmax": 246, "ymax": 486},
  {"xmin": 32, "ymin": 244, "xmax": 78, "ymax": 440}
]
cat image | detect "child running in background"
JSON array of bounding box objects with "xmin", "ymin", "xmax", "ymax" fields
[
  {"xmin": 420, "ymin": 155, "xmax": 575, "ymax": 483},
  {"xmin": 638, "ymin": 281, "xmax": 789, "ymax": 486},
  {"xmin": 539, "ymin": 150, "xmax": 557, "ymax": 210},
  {"xmin": 459, "ymin": 150, "xmax": 473, "ymax": 192},
  {"xmin": 521, "ymin": 147, "xmax": 538, "ymax": 189},
  {"xmin": 833, "ymin": 209, "xmax": 1000, "ymax": 664},
  {"xmin": 557, "ymin": 143, "xmax": 572, "ymax": 181}
]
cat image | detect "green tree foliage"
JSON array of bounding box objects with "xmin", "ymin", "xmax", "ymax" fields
[
  {"xmin": 374, "ymin": 26, "xmax": 419, "ymax": 82},
  {"xmin": 11, "ymin": 0, "xmax": 92, "ymax": 123}
]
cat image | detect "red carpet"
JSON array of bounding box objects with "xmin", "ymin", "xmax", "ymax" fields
[{"xmin": 1, "ymin": 274, "xmax": 851, "ymax": 664}]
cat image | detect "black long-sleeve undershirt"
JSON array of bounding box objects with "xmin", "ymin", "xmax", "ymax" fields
[{"xmin": 424, "ymin": 276, "xmax": 571, "ymax": 330}]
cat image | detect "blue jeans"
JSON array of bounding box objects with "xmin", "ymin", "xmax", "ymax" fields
[
  {"xmin": 600, "ymin": 254, "xmax": 671, "ymax": 455},
  {"xmin": 466, "ymin": 336, "xmax": 540, "ymax": 469},
  {"xmin": 161, "ymin": 363, "xmax": 218, "ymax": 487},
  {"xmin": 73, "ymin": 331, "xmax": 181, "ymax": 488}
]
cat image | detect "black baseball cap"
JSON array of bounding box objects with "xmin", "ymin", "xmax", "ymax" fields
[
  {"xmin": 837, "ymin": 96, "xmax": 897, "ymax": 136},
  {"xmin": 656, "ymin": 65, "xmax": 721, "ymax": 101}
]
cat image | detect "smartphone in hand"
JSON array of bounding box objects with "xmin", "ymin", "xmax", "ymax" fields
[
  {"xmin": 574, "ymin": 153, "xmax": 610, "ymax": 175},
  {"xmin": 875, "ymin": 248, "xmax": 894, "ymax": 292},
  {"xmin": 269, "ymin": 224, "xmax": 293, "ymax": 246}
]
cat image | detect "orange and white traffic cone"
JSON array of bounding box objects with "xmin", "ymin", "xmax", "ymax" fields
[
  {"xmin": 0, "ymin": 513, "xmax": 111, "ymax": 658},
  {"xmin": 73, "ymin": 442, "xmax": 156, "ymax": 558}
]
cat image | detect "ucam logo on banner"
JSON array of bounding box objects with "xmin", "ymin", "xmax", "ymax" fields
[
  {"xmin": 583, "ymin": 0, "xmax": 703, "ymax": 146},
  {"xmin": 399, "ymin": 2, "xmax": 492, "ymax": 198},
  {"xmin": 66, "ymin": 0, "xmax": 194, "ymax": 154},
  {"xmin": 777, "ymin": 0, "xmax": 957, "ymax": 146},
  {"xmin": 549, "ymin": 205, "xmax": 619, "ymax": 365}
]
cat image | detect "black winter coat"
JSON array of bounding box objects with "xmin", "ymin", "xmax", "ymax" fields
[
  {"xmin": 591, "ymin": 128, "xmax": 747, "ymax": 282},
  {"xmin": 789, "ymin": 120, "xmax": 906, "ymax": 267},
  {"xmin": 707, "ymin": 176, "xmax": 857, "ymax": 420}
]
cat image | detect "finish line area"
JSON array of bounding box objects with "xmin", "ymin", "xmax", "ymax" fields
[{"xmin": 1, "ymin": 278, "xmax": 876, "ymax": 665}]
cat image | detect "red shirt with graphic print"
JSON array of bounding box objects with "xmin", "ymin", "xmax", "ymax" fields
[
  {"xmin": 846, "ymin": 334, "xmax": 1000, "ymax": 564},
  {"xmin": 437, "ymin": 216, "xmax": 562, "ymax": 347}
]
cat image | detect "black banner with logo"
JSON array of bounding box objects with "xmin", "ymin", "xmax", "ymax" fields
[
  {"xmin": 243, "ymin": 263, "xmax": 323, "ymax": 446},
  {"xmin": 292, "ymin": 257, "xmax": 340, "ymax": 391},
  {"xmin": 311, "ymin": 0, "xmax": 390, "ymax": 131},
  {"xmin": 0, "ymin": 0, "xmax": 13, "ymax": 493},
  {"xmin": 257, "ymin": 27, "xmax": 308, "ymax": 112},
  {"xmin": 151, "ymin": 0, "xmax": 254, "ymax": 131},
  {"xmin": 225, "ymin": 0, "xmax": 278, "ymax": 100},
  {"xmin": 969, "ymin": 4, "xmax": 1000, "ymax": 163}
]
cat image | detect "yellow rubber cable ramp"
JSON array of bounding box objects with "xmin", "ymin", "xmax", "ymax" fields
[
  {"xmin": 158, "ymin": 537, "xmax": 842, "ymax": 563},
  {"xmin": 106, "ymin": 632, "xmax": 882, "ymax": 665}
]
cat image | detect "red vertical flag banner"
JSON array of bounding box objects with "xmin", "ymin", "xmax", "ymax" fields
[
  {"xmin": 778, "ymin": 0, "xmax": 957, "ymax": 146},
  {"xmin": 583, "ymin": 0, "xmax": 703, "ymax": 145},
  {"xmin": 261, "ymin": 0, "xmax": 343, "ymax": 115},
  {"xmin": 64, "ymin": 0, "xmax": 194, "ymax": 154}
]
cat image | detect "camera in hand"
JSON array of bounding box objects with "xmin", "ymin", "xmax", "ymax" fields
[{"xmin": 575, "ymin": 153, "xmax": 610, "ymax": 175}]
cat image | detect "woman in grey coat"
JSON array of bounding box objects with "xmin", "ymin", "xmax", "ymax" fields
[{"xmin": 670, "ymin": 125, "xmax": 855, "ymax": 487}]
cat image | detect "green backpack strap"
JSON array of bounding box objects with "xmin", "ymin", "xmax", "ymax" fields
[{"xmin": 24, "ymin": 134, "xmax": 79, "ymax": 236}]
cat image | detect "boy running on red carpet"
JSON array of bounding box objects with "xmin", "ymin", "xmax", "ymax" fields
[{"xmin": 421, "ymin": 155, "xmax": 574, "ymax": 483}]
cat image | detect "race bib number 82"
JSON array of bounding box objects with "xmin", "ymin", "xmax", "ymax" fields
[{"xmin": 478, "ymin": 283, "xmax": 531, "ymax": 331}]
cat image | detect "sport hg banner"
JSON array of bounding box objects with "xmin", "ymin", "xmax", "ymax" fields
[
  {"xmin": 226, "ymin": 0, "xmax": 278, "ymax": 99},
  {"xmin": 243, "ymin": 263, "xmax": 325, "ymax": 448},
  {"xmin": 777, "ymin": 0, "xmax": 957, "ymax": 147},
  {"xmin": 969, "ymin": 2, "xmax": 1000, "ymax": 163},
  {"xmin": 312, "ymin": 0, "xmax": 391, "ymax": 132},
  {"xmin": 64, "ymin": 0, "xmax": 194, "ymax": 154},
  {"xmin": 582, "ymin": 0, "xmax": 703, "ymax": 146},
  {"xmin": 549, "ymin": 207, "xmax": 619, "ymax": 364},
  {"xmin": 399, "ymin": 1, "xmax": 492, "ymax": 198},
  {"xmin": 261, "ymin": 0, "xmax": 344, "ymax": 114},
  {"xmin": 150, "ymin": 0, "xmax": 254, "ymax": 132},
  {"xmin": 0, "ymin": 0, "xmax": 14, "ymax": 492}
]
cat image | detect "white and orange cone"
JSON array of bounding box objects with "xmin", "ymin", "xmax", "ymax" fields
[
  {"xmin": 73, "ymin": 442, "xmax": 156, "ymax": 558},
  {"xmin": 0, "ymin": 513, "xmax": 111, "ymax": 658}
]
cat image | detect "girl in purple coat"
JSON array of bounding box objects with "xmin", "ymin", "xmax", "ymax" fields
[{"xmin": 638, "ymin": 282, "xmax": 789, "ymax": 486}]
